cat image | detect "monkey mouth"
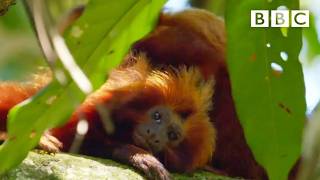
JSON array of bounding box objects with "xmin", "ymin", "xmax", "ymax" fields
[{"xmin": 133, "ymin": 132, "xmax": 153, "ymax": 152}]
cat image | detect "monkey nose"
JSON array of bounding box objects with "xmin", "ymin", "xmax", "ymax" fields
[
  {"xmin": 146, "ymin": 128, "xmax": 156, "ymax": 138},
  {"xmin": 145, "ymin": 129, "xmax": 161, "ymax": 144},
  {"xmin": 145, "ymin": 138, "xmax": 161, "ymax": 151}
]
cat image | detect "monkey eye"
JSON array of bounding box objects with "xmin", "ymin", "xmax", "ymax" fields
[
  {"xmin": 168, "ymin": 131, "xmax": 179, "ymax": 141},
  {"xmin": 153, "ymin": 111, "xmax": 162, "ymax": 124},
  {"xmin": 178, "ymin": 109, "xmax": 193, "ymax": 120}
]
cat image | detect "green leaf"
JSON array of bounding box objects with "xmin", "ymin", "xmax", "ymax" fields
[
  {"xmin": 226, "ymin": 1, "xmax": 306, "ymax": 180},
  {"xmin": 0, "ymin": 0, "xmax": 166, "ymax": 173}
]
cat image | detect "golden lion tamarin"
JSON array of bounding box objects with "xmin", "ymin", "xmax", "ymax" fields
[{"xmin": 0, "ymin": 55, "xmax": 216, "ymax": 179}]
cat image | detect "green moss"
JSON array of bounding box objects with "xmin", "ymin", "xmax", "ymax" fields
[{"xmin": 2, "ymin": 152, "xmax": 240, "ymax": 180}]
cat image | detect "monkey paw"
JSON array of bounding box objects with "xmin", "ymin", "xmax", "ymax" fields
[
  {"xmin": 38, "ymin": 132, "xmax": 63, "ymax": 153},
  {"xmin": 132, "ymin": 153, "xmax": 171, "ymax": 180}
]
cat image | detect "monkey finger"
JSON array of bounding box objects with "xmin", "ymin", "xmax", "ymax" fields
[
  {"xmin": 161, "ymin": 169, "xmax": 171, "ymax": 180},
  {"xmin": 44, "ymin": 133, "xmax": 63, "ymax": 149},
  {"xmin": 38, "ymin": 140, "xmax": 60, "ymax": 153},
  {"xmin": 153, "ymin": 167, "xmax": 170, "ymax": 180},
  {"xmin": 38, "ymin": 134, "xmax": 62, "ymax": 153},
  {"xmin": 142, "ymin": 159, "xmax": 170, "ymax": 180},
  {"xmin": 152, "ymin": 165, "xmax": 171, "ymax": 180},
  {"xmin": 138, "ymin": 163, "xmax": 153, "ymax": 179}
]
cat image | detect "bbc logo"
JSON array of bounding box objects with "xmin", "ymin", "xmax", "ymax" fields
[{"xmin": 251, "ymin": 10, "xmax": 309, "ymax": 27}]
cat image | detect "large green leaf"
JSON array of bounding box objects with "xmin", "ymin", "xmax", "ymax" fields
[
  {"xmin": 0, "ymin": 0, "xmax": 166, "ymax": 174},
  {"xmin": 226, "ymin": 1, "xmax": 306, "ymax": 180}
]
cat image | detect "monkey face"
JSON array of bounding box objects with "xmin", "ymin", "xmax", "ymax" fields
[{"xmin": 133, "ymin": 105, "xmax": 184, "ymax": 154}]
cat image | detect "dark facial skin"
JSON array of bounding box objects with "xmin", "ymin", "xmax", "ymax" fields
[
  {"xmin": 133, "ymin": 105, "xmax": 184, "ymax": 154},
  {"xmin": 112, "ymin": 106, "xmax": 185, "ymax": 180}
]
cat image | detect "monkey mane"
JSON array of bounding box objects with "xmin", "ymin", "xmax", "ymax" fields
[
  {"xmin": 101, "ymin": 54, "xmax": 215, "ymax": 118},
  {"xmin": 146, "ymin": 65, "xmax": 214, "ymax": 115},
  {"xmin": 140, "ymin": 58, "xmax": 216, "ymax": 171}
]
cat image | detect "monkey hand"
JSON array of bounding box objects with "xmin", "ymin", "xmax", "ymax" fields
[
  {"xmin": 0, "ymin": 131, "xmax": 62, "ymax": 153},
  {"xmin": 38, "ymin": 132, "xmax": 63, "ymax": 153},
  {"xmin": 131, "ymin": 153, "xmax": 170, "ymax": 180},
  {"xmin": 113, "ymin": 144, "xmax": 170, "ymax": 180}
]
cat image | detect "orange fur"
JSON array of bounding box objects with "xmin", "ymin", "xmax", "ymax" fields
[
  {"xmin": 0, "ymin": 9, "xmax": 219, "ymax": 177},
  {"xmin": 142, "ymin": 63, "xmax": 216, "ymax": 171},
  {"xmin": 0, "ymin": 56, "xmax": 215, "ymax": 174},
  {"xmin": 49, "ymin": 55, "xmax": 216, "ymax": 173},
  {"xmin": 0, "ymin": 71, "xmax": 51, "ymax": 110},
  {"xmin": 0, "ymin": 70, "xmax": 51, "ymax": 131}
]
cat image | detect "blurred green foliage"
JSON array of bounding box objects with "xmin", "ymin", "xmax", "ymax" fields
[{"xmin": 0, "ymin": 2, "xmax": 45, "ymax": 81}]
